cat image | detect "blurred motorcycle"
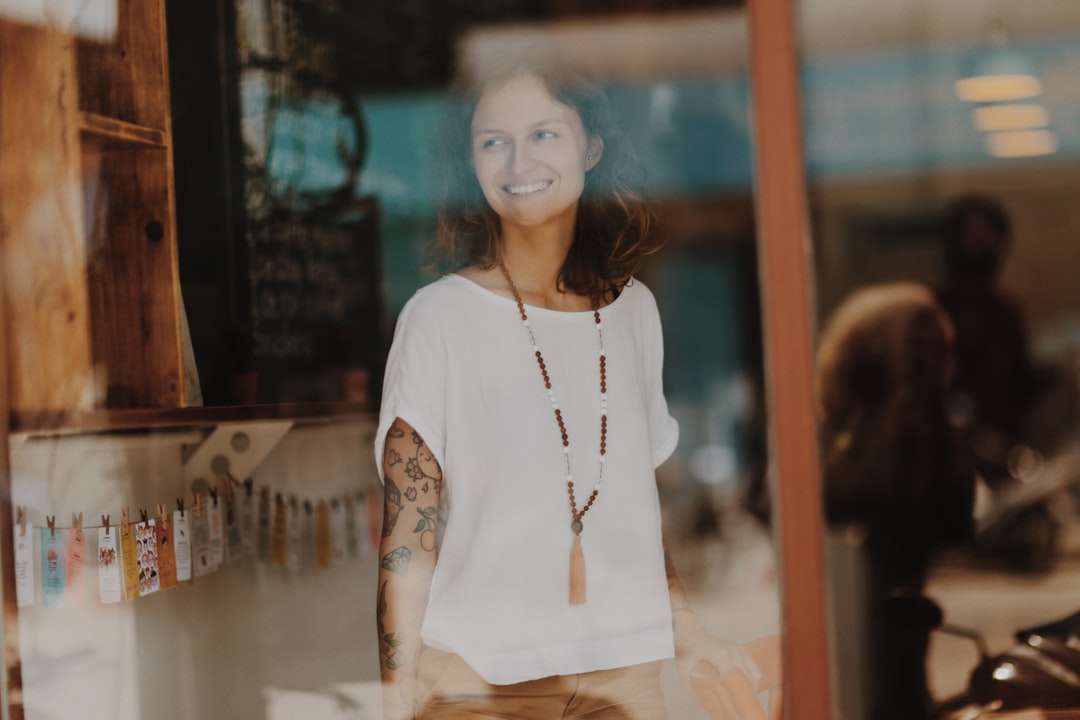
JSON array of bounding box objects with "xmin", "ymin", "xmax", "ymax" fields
[{"xmin": 935, "ymin": 604, "xmax": 1080, "ymax": 719}]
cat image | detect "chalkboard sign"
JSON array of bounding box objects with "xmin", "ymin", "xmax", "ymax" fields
[{"xmin": 243, "ymin": 200, "xmax": 383, "ymax": 403}]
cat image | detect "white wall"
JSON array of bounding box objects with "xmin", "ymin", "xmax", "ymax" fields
[{"xmin": 8, "ymin": 418, "xmax": 383, "ymax": 720}]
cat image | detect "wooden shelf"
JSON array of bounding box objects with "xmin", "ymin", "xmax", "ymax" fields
[
  {"xmin": 79, "ymin": 111, "xmax": 167, "ymax": 148},
  {"xmin": 10, "ymin": 401, "xmax": 374, "ymax": 436}
]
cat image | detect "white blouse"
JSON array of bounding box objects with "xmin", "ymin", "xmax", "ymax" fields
[{"xmin": 375, "ymin": 273, "xmax": 679, "ymax": 685}]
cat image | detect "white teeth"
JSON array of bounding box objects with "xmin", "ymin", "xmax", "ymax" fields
[{"xmin": 506, "ymin": 181, "xmax": 551, "ymax": 196}]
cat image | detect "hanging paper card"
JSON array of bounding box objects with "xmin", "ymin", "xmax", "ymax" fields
[
  {"xmin": 208, "ymin": 499, "xmax": 224, "ymax": 566},
  {"xmin": 355, "ymin": 492, "xmax": 373, "ymax": 556},
  {"xmin": 329, "ymin": 499, "xmax": 346, "ymax": 566},
  {"xmin": 343, "ymin": 495, "xmax": 358, "ymax": 560},
  {"xmin": 257, "ymin": 488, "xmax": 271, "ymax": 563},
  {"xmin": 224, "ymin": 490, "xmax": 243, "ymax": 560},
  {"xmin": 14, "ymin": 525, "xmax": 34, "ymax": 607},
  {"xmin": 365, "ymin": 491, "xmax": 381, "ymax": 553},
  {"xmin": 120, "ymin": 520, "xmax": 138, "ymax": 600},
  {"xmin": 240, "ymin": 486, "xmax": 256, "ymax": 555},
  {"xmin": 302, "ymin": 501, "xmax": 316, "ymax": 570},
  {"xmin": 97, "ymin": 527, "xmax": 122, "ymax": 604},
  {"xmin": 271, "ymin": 495, "xmax": 287, "ymax": 566},
  {"xmin": 173, "ymin": 510, "xmax": 192, "ymax": 582},
  {"xmin": 136, "ymin": 521, "xmax": 160, "ymax": 596},
  {"xmin": 191, "ymin": 506, "xmax": 216, "ymax": 577},
  {"xmin": 286, "ymin": 498, "xmax": 302, "ymax": 571},
  {"xmin": 156, "ymin": 518, "xmax": 177, "ymax": 590},
  {"xmin": 65, "ymin": 522, "xmax": 86, "ymax": 607},
  {"xmin": 315, "ymin": 500, "xmax": 331, "ymax": 570},
  {"xmin": 40, "ymin": 527, "xmax": 65, "ymax": 608}
]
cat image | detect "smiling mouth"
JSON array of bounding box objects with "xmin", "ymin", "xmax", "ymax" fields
[{"xmin": 504, "ymin": 180, "xmax": 553, "ymax": 196}]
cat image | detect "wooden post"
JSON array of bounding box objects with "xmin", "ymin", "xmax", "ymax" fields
[
  {"xmin": 0, "ymin": 24, "xmax": 27, "ymax": 718},
  {"xmin": 746, "ymin": 0, "xmax": 833, "ymax": 718},
  {"xmin": 0, "ymin": 20, "xmax": 95, "ymax": 413}
]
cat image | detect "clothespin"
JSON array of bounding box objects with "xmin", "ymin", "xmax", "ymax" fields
[
  {"xmin": 156, "ymin": 503, "xmax": 168, "ymax": 532},
  {"xmin": 101, "ymin": 514, "xmax": 111, "ymax": 537},
  {"xmin": 46, "ymin": 516, "xmax": 56, "ymax": 539},
  {"xmin": 16, "ymin": 506, "xmax": 27, "ymax": 537},
  {"xmin": 289, "ymin": 495, "xmax": 298, "ymax": 513},
  {"xmin": 193, "ymin": 493, "xmax": 202, "ymax": 519},
  {"xmin": 244, "ymin": 479, "xmax": 254, "ymax": 497},
  {"xmin": 71, "ymin": 512, "xmax": 83, "ymax": 541},
  {"xmin": 209, "ymin": 487, "xmax": 219, "ymax": 508},
  {"xmin": 177, "ymin": 497, "xmax": 185, "ymax": 518},
  {"xmin": 303, "ymin": 499, "xmax": 313, "ymax": 515},
  {"xmin": 220, "ymin": 473, "xmax": 235, "ymax": 501},
  {"xmin": 139, "ymin": 509, "xmax": 149, "ymax": 524},
  {"xmin": 121, "ymin": 507, "xmax": 130, "ymax": 533}
]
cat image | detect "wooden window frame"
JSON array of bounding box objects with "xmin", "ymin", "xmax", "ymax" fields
[{"xmin": 748, "ymin": 0, "xmax": 833, "ymax": 717}]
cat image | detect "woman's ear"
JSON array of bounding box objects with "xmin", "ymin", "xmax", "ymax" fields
[{"xmin": 585, "ymin": 137, "xmax": 604, "ymax": 171}]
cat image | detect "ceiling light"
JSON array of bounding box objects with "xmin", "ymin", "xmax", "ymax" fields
[
  {"xmin": 955, "ymin": 48, "xmax": 1042, "ymax": 102},
  {"xmin": 984, "ymin": 129, "xmax": 1059, "ymax": 158},
  {"xmin": 972, "ymin": 104, "xmax": 1050, "ymax": 132}
]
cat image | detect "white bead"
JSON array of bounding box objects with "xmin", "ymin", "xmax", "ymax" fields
[
  {"xmin": 599, "ymin": 456, "xmax": 606, "ymax": 463},
  {"xmin": 600, "ymin": 393, "xmax": 607, "ymax": 401},
  {"xmin": 533, "ymin": 345, "xmax": 540, "ymax": 352},
  {"xmin": 566, "ymin": 474, "xmax": 573, "ymax": 482},
  {"xmin": 599, "ymin": 349, "xmax": 605, "ymax": 357},
  {"xmin": 522, "ymin": 319, "xmax": 529, "ymax": 327},
  {"xmin": 563, "ymin": 447, "xmax": 570, "ymax": 454},
  {"xmin": 597, "ymin": 323, "xmax": 603, "ymax": 330},
  {"xmin": 552, "ymin": 403, "xmax": 559, "ymax": 411},
  {"xmin": 594, "ymin": 483, "xmax": 601, "ymax": 492}
]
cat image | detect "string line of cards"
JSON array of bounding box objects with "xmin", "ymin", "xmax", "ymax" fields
[{"xmin": 12, "ymin": 479, "xmax": 382, "ymax": 608}]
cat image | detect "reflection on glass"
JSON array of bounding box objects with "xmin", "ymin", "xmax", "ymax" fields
[
  {"xmin": 800, "ymin": 1, "xmax": 1080, "ymax": 717},
  {"xmin": 2, "ymin": 1, "xmax": 783, "ymax": 719}
]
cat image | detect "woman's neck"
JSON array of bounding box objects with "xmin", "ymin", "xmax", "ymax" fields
[{"xmin": 496, "ymin": 223, "xmax": 589, "ymax": 311}]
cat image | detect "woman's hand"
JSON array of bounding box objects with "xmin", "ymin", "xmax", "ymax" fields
[
  {"xmin": 664, "ymin": 541, "xmax": 779, "ymax": 719},
  {"xmin": 673, "ymin": 608, "xmax": 763, "ymax": 691}
]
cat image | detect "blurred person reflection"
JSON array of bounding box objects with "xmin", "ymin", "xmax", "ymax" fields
[
  {"xmin": 935, "ymin": 194, "xmax": 1037, "ymax": 490},
  {"xmin": 817, "ymin": 283, "xmax": 975, "ymax": 720},
  {"xmin": 373, "ymin": 61, "xmax": 778, "ymax": 720}
]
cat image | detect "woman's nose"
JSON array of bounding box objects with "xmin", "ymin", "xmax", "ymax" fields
[{"xmin": 510, "ymin": 142, "xmax": 535, "ymax": 173}]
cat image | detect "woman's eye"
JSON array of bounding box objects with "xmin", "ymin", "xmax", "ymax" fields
[
  {"xmin": 534, "ymin": 130, "xmax": 556, "ymax": 141},
  {"xmin": 480, "ymin": 137, "xmax": 505, "ymax": 150}
]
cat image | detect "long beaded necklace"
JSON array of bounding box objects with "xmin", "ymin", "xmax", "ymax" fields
[{"xmin": 498, "ymin": 260, "xmax": 606, "ymax": 606}]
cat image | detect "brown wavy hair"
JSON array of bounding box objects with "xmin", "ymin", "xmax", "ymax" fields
[
  {"xmin": 815, "ymin": 283, "xmax": 971, "ymax": 535},
  {"xmin": 816, "ymin": 283, "xmax": 954, "ymax": 436},
  {"xmin": 429, "ymin": 61, "xmax": 661, "ymax": 297}
]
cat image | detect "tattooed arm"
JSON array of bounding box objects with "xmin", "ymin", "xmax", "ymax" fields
[{"xmin": 378, "ymin": 417, "xmax": 443, "ymax": 720}]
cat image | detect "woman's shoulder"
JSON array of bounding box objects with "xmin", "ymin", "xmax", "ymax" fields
[
  {"xmin": 393, "ymin": 275, "xmax": 460, "ymax": 327},
  {"xmin": 618, "ymin": 277, "xmax": 660, "ymax": 314},
  {"xmin": 401, "ymin": 274, "xmax": 471, "ymax": 311}
]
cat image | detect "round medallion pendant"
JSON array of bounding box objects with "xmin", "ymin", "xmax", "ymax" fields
[{"xmin": 571, "ymin": 519, "xmax": 583, "ymax": 535}]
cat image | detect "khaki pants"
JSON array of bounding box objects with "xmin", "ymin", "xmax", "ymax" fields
[{"xmin": 415, "ymin": 646, "xmax": 668, "ymax": 720}]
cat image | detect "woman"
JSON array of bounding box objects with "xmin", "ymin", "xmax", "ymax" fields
[
  {"xmin": 817, "ymin": 283, "xmax": 974, "ymax": 720},
  {"xmin": 375, "ymin": 62, "xmax": 771, "ymax": 720}
]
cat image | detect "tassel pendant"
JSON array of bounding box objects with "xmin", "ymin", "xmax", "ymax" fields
[{"xmin": 569, "ymin": 532, "xmax": 587, "ymax": 605}]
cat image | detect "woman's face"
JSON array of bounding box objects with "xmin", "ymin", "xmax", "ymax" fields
[{"xmin": 470, "ymin": 73, "xmax": 601, "ymax": 232}]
